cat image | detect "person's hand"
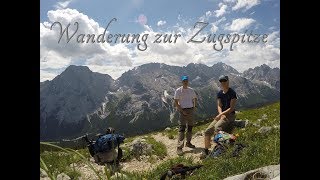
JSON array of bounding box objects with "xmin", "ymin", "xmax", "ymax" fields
[
  {"xmin": 215, "ymin": 114, "xmax": 222, "ymax": 120},
  {"xmin": 215, "ymin": 114, "xmax": 226, "ymax": 121}
]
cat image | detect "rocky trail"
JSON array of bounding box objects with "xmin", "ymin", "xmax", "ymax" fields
[{"xmin": 52, "ymin": 131, "xmax": 207, "ymax": 179}]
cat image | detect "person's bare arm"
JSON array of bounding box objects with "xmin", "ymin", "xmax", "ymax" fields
[
  {"xmin": 217, "ymin": 98, "xmax": 223, "ymax": 114},
  {"xmin": 175, "ymin": 99, "xmax": 182, "ymax": 111},
  {"xmin": 193, "ymin": 98, "xmax": 197, "ymax": 108}
]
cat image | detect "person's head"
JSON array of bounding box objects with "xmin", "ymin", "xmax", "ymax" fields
[
  {"xmin": 219, "ymin": 75, "xmax": 229, "ymax": 90},
  {"xmin": 181, "ymin": 75, "xmax": 189, "ymax": 87},
  {"xmin": 105, "ymin": 127, "xmax": 115, "ymax": 134}
]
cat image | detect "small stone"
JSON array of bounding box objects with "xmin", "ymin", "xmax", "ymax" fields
[
  {"xmin": 165, "ymin": 127, "xmax": 172, "ymax": 131},
  {"xmin": 40, "ymin": 168, "xmax": 48, "ymax": 178},
  {"xmin": 56, "ymin": 173, "xmax": 71, "ymax": 180},
  {"xmin": 195, "ymin": 131, "xmax": 203, "ymax": 137},
  {"xmin": 253, "ymin": 123, "xmax": 260, "ymax": 127},
  {"xmin": 273, "ymin": 125, "xmax": 280, "ymax": 129},
  {"xmin": 258, "ymin": 126, "xmax": 272, "ymax": 134},
  {"xmin": 262, "ymin": 114, "xmax": 268, "ymax": 120},
  {"xmin": 111, "ymin": 172, "xmax": 128, "ymax": 179}
]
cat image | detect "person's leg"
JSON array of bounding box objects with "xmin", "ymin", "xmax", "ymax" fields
[
  {"xmin": 177, "ymin": 111, "xmax": 187, "ymax": 149},
  {"xmin": 208, "ymin": 118, "xmax": 228, "ymax": 150},
  {"xmin": 185, "ymin": 109, "xmax": 195, "ymax": 147},
  {"xmin": 213, "ymin": 116, "xmax": 232, "ymax": 135},
  {"xmin": 225, "ymin": 113, "xmax": 236, "ymax": 132},
  {"xmin": 204, "ymin": 119, "xmax": 218, "ymax": 150}
]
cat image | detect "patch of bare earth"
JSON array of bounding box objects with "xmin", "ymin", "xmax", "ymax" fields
[
  {"xmin": 75, "ymin": 131, "xmax": 206, "ymax": 178},
  {"xmin": 121, "ymin": 131, "xmax": 205, "ymax": 173}
]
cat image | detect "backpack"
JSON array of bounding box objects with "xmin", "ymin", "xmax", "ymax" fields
[
  {"xmin": 93, "ymin": 134, "xmax": 125, "ymax": 153},
  {"xmin": 213, "ymin": 131, "xmax": 237, "ymax": 144},
  {"xmin": 207, "ymin": 131, "xmax": 238, "ymax": 158},
  {"xmin": 208, "ymin": 131, "xmax": 246, "ymax": 158}
]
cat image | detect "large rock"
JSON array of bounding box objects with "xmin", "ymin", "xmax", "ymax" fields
[
  {"xmin": 234, "ymin": 119, "xmax": 249, "ymax": 128},
  {"xmin": 131, "ymin": 138, "xmax": 153, "ymax": 157},
  {"xmin": 223, "ymin": 164, "xmax": 280, "ymax": 180},
  {"xmin": 40, "ymin": 168, "xmax": 50, "ymax": 180},
  {"xmin": 56, "ymin": 173, "xmax": 71, "ymax": 180}
]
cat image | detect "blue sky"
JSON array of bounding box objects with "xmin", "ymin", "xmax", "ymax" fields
[{"xmin": 40, "ymin": 0, "xmax": 280, "ymax": 81}]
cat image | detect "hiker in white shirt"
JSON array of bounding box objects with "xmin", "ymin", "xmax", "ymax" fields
[{"xmin": 174, "ymin": 75, "xmax": 197, "ymax": 155}]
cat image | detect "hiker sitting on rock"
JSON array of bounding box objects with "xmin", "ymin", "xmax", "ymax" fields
[
  {"xmin": 201, "ymin": 75, "xmax": 237, "ymax": 157},
  {"xmin": 174, "ymin": 75, "xmax": 198, "ymax": 156}
]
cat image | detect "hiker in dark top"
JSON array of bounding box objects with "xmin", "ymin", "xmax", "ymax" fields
[{"xmin": 201, "ymin": 75, "xmax": 237, "ymax": 157}]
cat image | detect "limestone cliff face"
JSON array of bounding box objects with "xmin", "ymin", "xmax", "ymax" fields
[{"xmin": 40, "ymin": 63, "xmax": 280, "ymax": 140}]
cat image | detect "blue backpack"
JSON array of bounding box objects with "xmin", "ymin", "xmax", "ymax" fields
[{"xmin": 93, "ymin": 134, "xmax": 125, "ymax": 153}]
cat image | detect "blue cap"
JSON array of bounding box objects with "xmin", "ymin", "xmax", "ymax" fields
[{"xmin": 181, "ymin": 75, "xmax": 188, "ymax": 81}]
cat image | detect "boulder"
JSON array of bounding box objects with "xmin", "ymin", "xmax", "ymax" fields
[
  {"xmin": 234, "ymin": 119, "xmax": 249, "ymax": 128},
  {"xmin": 56, "ymin": 173, "xmax": 71, "ymax": 180},
  {"xmin": 223, "ymin": 164, "xmax": 280, "ymax": 180},
  {"xmin": 40, "ymin": 168, "xmax": 50, "ymax": 180},
  {"xmin": 131, "ymin": 138, "xmax": 153, "ymax": 157}
]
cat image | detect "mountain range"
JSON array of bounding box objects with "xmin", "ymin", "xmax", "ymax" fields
[{"xmin": 40, "ymin": 62, "xmax": 280, "ymax": 141}]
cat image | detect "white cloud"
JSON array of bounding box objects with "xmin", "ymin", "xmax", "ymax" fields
[
  {"xmin": 199, "ymin": 11, "xmax": 213, "ymax": 22},
  {"xmin": 130, "ymin": 25, "xmax": 280, "ymax": 72},
  {"xmin": 40, "ymin": 70, "xmax": 59, "ymax": 82},
  {"xmin": 215, "ymin": 17, "xmax": 227, "ymax": 25},
  {"xmin": 157, "ymin": 20, "xmax": 167, "ymax": 26},
  {"xmin": 214, "ymin": 3, "xmax": 228, "ymax": 17},
  {"xmin": 221, "ymin": 41, "xmax": 280, "ymax": 72},
  {"xmin": 54, "ymin": 0, "xmax": 74, "ymax": 9},
  {"xmin": 223, "ymin": 0, "xmax": 236, "ymax": 2},
  {"xmin": 40, "ymin": 8, "xmax": 279, "ymax": 83},
  {"xmin": 226, "ymin": 18, "xmax": 255, "ymax": 32},
  {"xmin": 40, "ymin": 8, "xmax": 134, "ymax": 81},
  {"xmin": 231, "ymin": 0, "xmax": 260, "ymax": 11},
  {"xmin": 211, "ymin": 24, "xmax": 219, "ymax": 33}
]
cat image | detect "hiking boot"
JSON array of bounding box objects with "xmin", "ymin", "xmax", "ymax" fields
[
  {"xmin": 185, "ymin": 142, "xmax": 196, "ymax": 148},
  {"xmin": 177, "ymin": 148, "xmax": 183, "ymax": 156}
]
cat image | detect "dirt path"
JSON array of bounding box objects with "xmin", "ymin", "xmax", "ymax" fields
[
  {"xmin": 151, "ymin": 132, "xmax": 205, "ymax": 162},
  {"xmin": 121, "ymin": 131, "xmax": 205, "ymax": 173},
  {"xmin": 75, "ymin": 131, "xmax": 207, "ymax": 178}
]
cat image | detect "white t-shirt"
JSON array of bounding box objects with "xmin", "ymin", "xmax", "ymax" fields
[{"xmin": 174, "ymin": 86, "xmax": 197, "ymax": 108}]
